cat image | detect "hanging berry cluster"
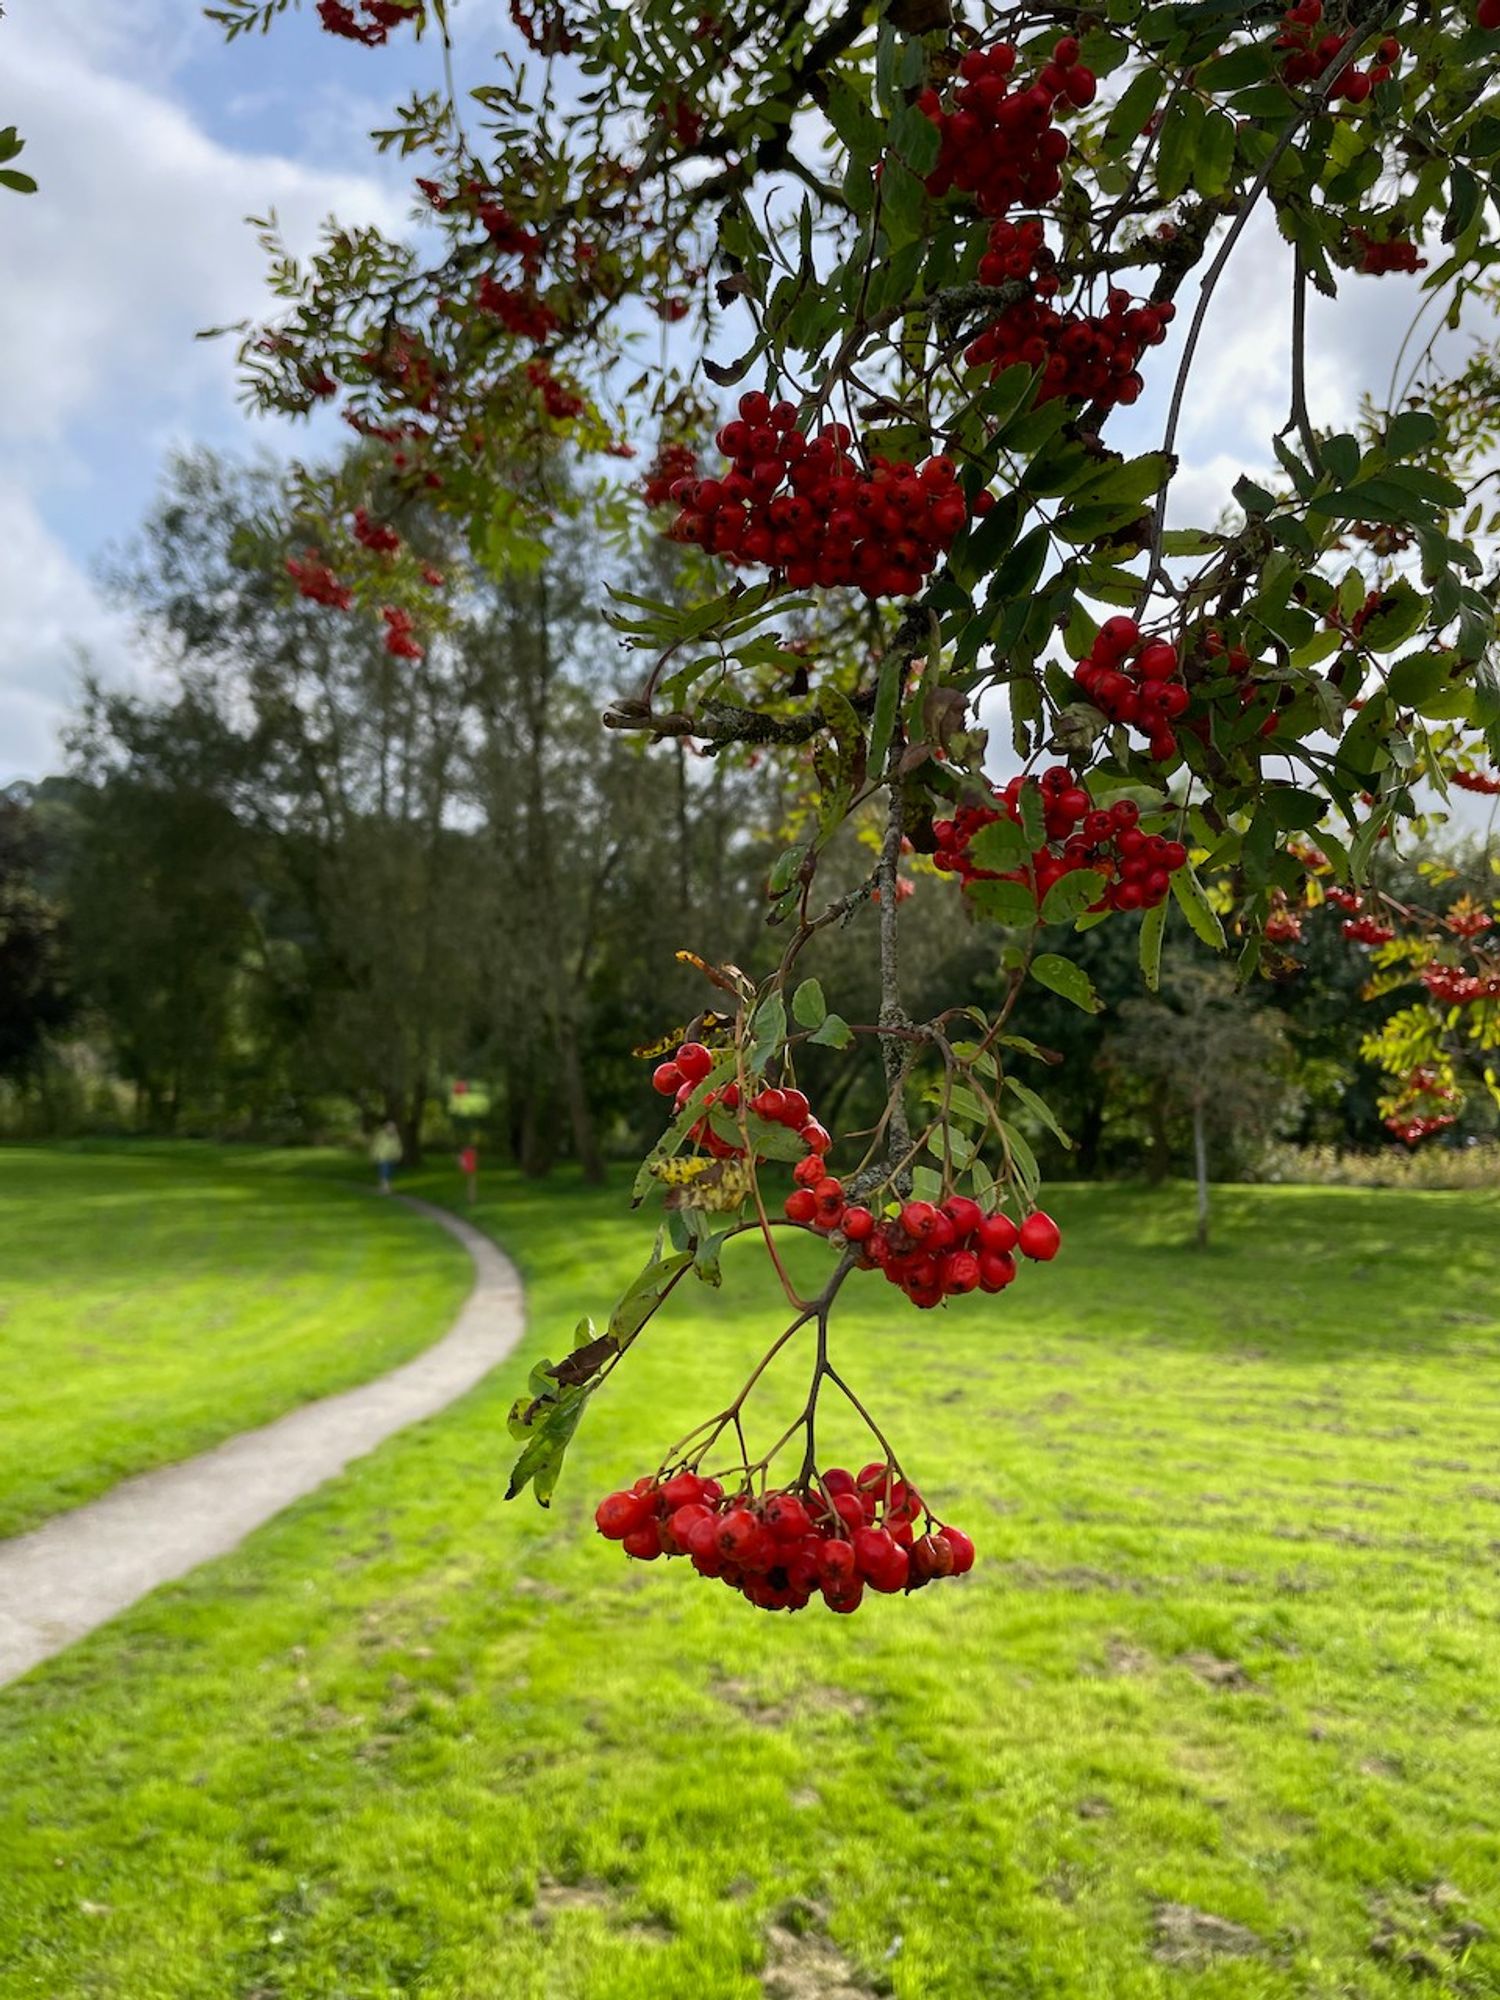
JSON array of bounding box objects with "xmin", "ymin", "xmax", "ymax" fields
[
  {"xmin": 1343, "ymin": 913, "xmax": 1395, "ymax": 945},
  {"xmin": 1073, "ymin": 617, "xmax": 1188, "ymax": 763},
  {"xmin": 641, "ymin": 441, "xmax": 698, "ymax": 508},
  {"xmin": 665, "ymin": 393, "xmax": 980, "ymax": 597},
  {"xmin": 286, "ymin": 552, "xmax": 353, "ymax": 610},
  {"xmin": 353, "ymin": 507, "xmax": 402, "ymax": 555},
  {"xmin": 476, "ymin": 275, "xmax": 559, "ymax": 343},
  {"xmin": 933, "ymin": 771, "xmax": 1187, "ymax": 913},
  {"xmin": 316, "ymin": 0, "xmax": 415, "ymax": 46},
  {"xmin": 381, "ymin": 605, "xmax": 424, "ymax": 659},
  {"xmin": 1349, "ymin": 230, "xmax": 1427, "ymax": 276},
  {"xmin": 651, "ymin": 1041, "xmax": 832, "ymax": 1162},
  {"xmin": 966, "ymin": 264, "xmax": 1173, "ymax": 411},
  {"xmin": 595, "ymin": 1463, "xmax": 974, "ymax": 1615},
  {"xmin": 919, "ymin": 38, "xmax": 1083, "ymax": 215},
  {"xmin": 785, "ymin": 1180, "xmax": 1061, "ymax": 1310},
  {"xmin": 1383, "ymin": 1065, "xmax": 1461, "ymax": 1145},
  {"xmin": 1421, "ymin": 965, "xmax": 1500, "ymax": 1005},
  {"xmin": 1274, "ymin": 4, "xmax": 1400, "ymax": 100},
  {"xmin": 526, "ymin": 359, "xmax": 585, "ymax": 420}
]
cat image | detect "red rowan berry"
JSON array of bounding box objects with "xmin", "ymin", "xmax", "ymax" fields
[
  {"xmin": 938, "ymin": 1526, "xmax": 976, "ymax": 1574},
  {"xmin": 660, "ymin": 1471, "xmax": 705, "ymax": 1511},
  {"xmin": 976, "ymin": 1212, "xmax": 1019, "ymax": 1254},
  {"xmin": 595, "ymin": 1490, "xmax": 649, "ymax": 1539},
  {"xmin": 899, "ymin": 1200, "xmax": 939, "ymax": 1241},
  {"xmin": 1018, "ymin": 1210, "xmax": 1062, "ymax": 1261}
]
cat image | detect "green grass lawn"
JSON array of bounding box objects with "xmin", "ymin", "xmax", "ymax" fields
[
  {"xmin": 2, "ymin": 1163, "xmax": 1499, "ymax": 1998},
  {"xmin": 0, "ymin": 1144, "xmax": 470, "ymax": 1538}
]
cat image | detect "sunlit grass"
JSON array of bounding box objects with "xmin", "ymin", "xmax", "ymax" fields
[
  {"xmin": 0, "ymin": 1143, "xmax": 469, "ymax": 1537},
  {"xmin": 1, "ymin": 1161, "xmax": 1497, "ymax": 1997}
]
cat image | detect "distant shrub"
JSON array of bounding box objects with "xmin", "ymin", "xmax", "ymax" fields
[{"xmin": 1255, "ymin": 1141, "xmax": 1500, "ymax": 1192}]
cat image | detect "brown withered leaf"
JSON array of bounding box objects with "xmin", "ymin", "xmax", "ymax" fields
[{"xmin": 547, "ymin": 1335, "xmax": 620, "ymax": 1387}]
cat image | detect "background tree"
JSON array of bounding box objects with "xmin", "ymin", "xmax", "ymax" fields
[
  {"xmin": 1109, "ymin": 966, "xmax": 1296, "ymax": 1247},
  {"xmin": 0, "ymin": 790, "xmax": 71, "ymax": 1091}
]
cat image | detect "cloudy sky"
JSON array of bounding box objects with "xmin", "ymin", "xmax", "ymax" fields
[{"xmin": 0, "ymin": 0, "xmax": 1482, "ymax": 784}]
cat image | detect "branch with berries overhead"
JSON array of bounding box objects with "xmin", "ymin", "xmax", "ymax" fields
[{"xmin": 221, "ymin": 0, "xmax": 1500, "ymax": 1615}]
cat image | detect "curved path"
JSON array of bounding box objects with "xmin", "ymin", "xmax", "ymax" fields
[{"xmin": 0, "ymin": 1197, "xmax": 525, "ymax": 1689}]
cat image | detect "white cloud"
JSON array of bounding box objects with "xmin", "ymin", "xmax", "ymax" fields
[
  {"xmin": 0, "ymin": 2, "xmax": 409, "ymax": 776},
  {"xmin": 0, "ymin": 485, "xmax": 137, "ymax": 785},
  {"xmin": 0, "ymin": 23, "xmax": 406, "ymax": 448}
]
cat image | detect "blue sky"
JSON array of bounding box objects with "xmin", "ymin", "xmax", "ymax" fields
[{"xmin": 0, "ymin": 0, "xmax": 1480, "ymax": 788}]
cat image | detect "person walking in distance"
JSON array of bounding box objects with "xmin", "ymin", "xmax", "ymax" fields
[{"xmin": 371, "ymin": 1120, "xmax": 402, "ymax": 1194}]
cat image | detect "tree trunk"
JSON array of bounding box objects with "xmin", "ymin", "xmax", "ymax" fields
[
  {"xmin": 1192, "ymin": 1096, "xmax": 1210, "ymax": 1249},
  {"xmin": 557, "ymin": 1016, "xmax": 605, "ymax": 1183},
  {"xmin": 402, "ymin": 1073, "xmax": 426, "ymax": 1169},
  {"xmin": 1075, "ymin": 1094, "xmax": 1105, "ymax": 1178},
  {"xmin": 1145, "ymin": 1083, "xmax": 1171, "ymax": 1183},
  {"xmin": 519, "ymin": 1084, "xmax": 552, "ymax": 1177}
]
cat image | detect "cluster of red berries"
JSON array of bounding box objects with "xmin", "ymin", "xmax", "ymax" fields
[
  {"xmin": 354, "ymin": 507, "xmax": 401, "ymax": 556},
  {"xmin": 358, "ymin": 330, "xmax": 445, "ymax": 415},
  {"xmin": 664, "ymin": 392, "xmax": 980, "ymax": 598},
  {"xmin": 1445, "ymin": 904, "xmax": 1493, "ymax": 940},
  {"xmin": 1421, "ymin": 965, "xmax": 1500, "ymax": 1006},
  {"xmin": 317, "ymin": 0, "xmax": 412, "ymax": 45},
  {"xmin": 381, "ymin": 605, "xmax": 424, "ymax": 660},
  {"xmin": 651, "ymin": 1042, "xmax": 832, "ymax": 1163},
  {"xmin": 967, "ymin": 274, "xmax": 1172, "ymax": 411},
  {"xmin": 1074, "ymin": 618, "xmax": 1188, "ymax": 763},
  {"xmin": 1324, "ymin": 887, "xmax": 1361, "ymax": 913},
  {"xmin": 595, "ymin": 1463, "xmax": 974, "ymax": 1613},
  {"xmin": 1265, "ymin": 890, "xmax": 1305, "ymax": 945},
  {"xmin": 786, "ymin": 1175, "xmax": 1061, "ymax": 1310},
  {"xmin": 1386, "ymin": 1110, "xmax": 1457, "ymax": 1143},
  {"xmin": 478, "ymin": 204, "xmax": 544, "ymax": 270},
  {"xmin": 641, "ymin": 441, "xmax": 699, "ymax": 508},
  {"xmin": 655, "ymin": 97, "xmax": 705, "ymax": 150},
  {"xmin": 287, "ymin": 552, "xmax": 353, "ymax": 610},
  {"xmin": 526, "ymin": 359, "xmax": 585, "ymax": 420},
  {"xmin": 509, "ymin": 0, "xmax": 579, "ymax": 56},
  {"xmin": 1350, "ymin": 230, "xmax": 1426, "ymax": 276},
  {"xmin": 1275, "ymin": 4, "xmax": 1399, "ymax": 100},
  {"xmin": 476, "ymin": 274, "xmax": 559, "ymax": 342},
  {"xmin": 919, "ymin": 39, "xmax": 1085, "ymax": 217},
  {"xmin": 1343, "ymin": 914, "xmax": 1395, "ymax": 946},
  {"xmin": 1453, "ymin": 769, "xmax": 1500, "ymax": 794},
  {"xmin": 1384, "ymin": 1065, "xmax": 1460, "ymax": 1145},
  {"xmin": 934, "ymin": 772, "xmax": 1187, "ymax": 914}
]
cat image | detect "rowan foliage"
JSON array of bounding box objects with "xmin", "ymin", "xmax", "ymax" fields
[{"xmin": 221, "ymin": 0, "xmax": 1500, "ymax": 1608}]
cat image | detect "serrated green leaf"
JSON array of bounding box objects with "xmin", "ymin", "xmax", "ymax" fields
[
  {"xmin": 1031, "ymin": 953, "xmax": 1103, "ymax": 1013},
  {"xmin": 1005, "ymin": 1075, "xmax": 1071, "ymax": 1148},
  {"xmin": 968, "ymin": 816, "xmax": 1028, "ymax": 875},
  {"xmin": 808, "ymin": 1011, "xmax": 854, "ymax": 1050},
  {"xmin": 1139, "ymin": 898, "xmax": 1166, "ymax": 991},
  {"xmin": 792, "ymin": 978, "xmax": 826, "ymax": 1028},
  {"xmin": 749, "ymin": 992, "xmax": 787, "ymax": 1072},
  {"xmin": 1018, "ymin": 780, "xmax": 1046, "ymax": 854},
  {"xmin": 1170, "ymin": 864, "xmax": 1226, "ymax": 949},
  {"xmin": 969, "ymin": 878, "xmax": 1040, "ymax": 926},
  {"xmin": 1194, "ymin": 108, "xmax": 1238, "ymax": 195},
  {"xmin": 1041, "ymin": 868, "xmax": 1107, "ymax": 925}
]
